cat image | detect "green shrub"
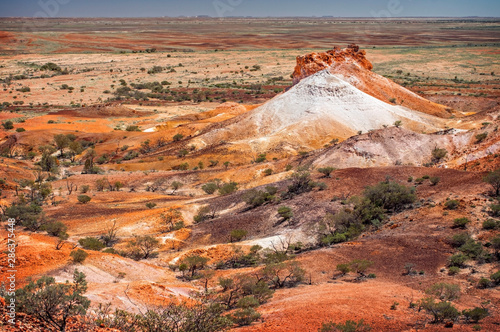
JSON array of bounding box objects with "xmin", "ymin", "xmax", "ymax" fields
[
  {"xmin": 125, "ymin": 125, "xmax": 140, "ymax": 132},
  {"xmin": 2, "ymin": 120, "xmax": 14, "ymax": 129},
  {"xmin": 453, "ymin": 217, "xmax": 470, "ymax": 229},
  {"xmin": 483, "ymin": 219, "xmax": 499, "ymax": 230},
  {"xmin": 243, "ymin": 186, "xmax": 277, "ymax": 208},
  {"xmin": 444, "ymin": 200, "xmax": 460, "ymax": 210},
  {"xmin": 319, "ymin": 319, "xmax": 371, "ymax": 332},
  {"xmin": 173, "ymin": 133, "xmax": 184, "ymax": 141},
  {"xmin": 255, "ymin": 153, "xmax": 267, "ymax": 163},
  {"xmin": 490, "ymin": 204, "xmax": 500, "ymax": 217},
  {"xmin": 78, "ymin": 237, "xmax": 105, "ymax": 251},
  {"xmin": 263, "ymin": 168, "xmax": 273, "ymax": 176},
  {"xmin": 230, "ymin": 229, "xmax": 248, "ymax": 242},
  {"xmin": 16, "ymin": 127, "xmax": 25, "ymax": 132},
  {"xmin": 44, "ymin": 221, "xmax": 68, "ymax": 237},
  {"xmin": 419, "ymin": 297, "xmax": 459, "ymax": 323},
  {"xmin": 450, "ymin": 233, "xmax": 471, "ymax": 247},
  {"xmin": 70, "ymin": 249, "xmax": 89, "ymax": 263},
  {"xmin": 77, "ymin": 195, "xmax": 91, "ymax": 204},
  {"xmin": 448, "ymin": 253, "xmax": 468, "ymax": 268},
  {"xmin": 363, "ymin": 181, "xmax": 416, "ymax": 212},
  {"xmin": 432, "ymin": 147, "xmax": 448, "ymax": 162},
  {"xmin": 218, "ymin": 181, "xmax": 238, "ymax": 195},
  {"xmin": 448, "ymin": 267, "xmax": 460, "ymax": 275},
  {"xmin": 318, "ymin": 167, "xmax": 336, "ymax": 178},
  {"xmin": 477, "ymin": 278, "xmax": 491, "ymax": 289},
  {"xmin": 12, "ymin": 270, "xmax": 89, "ymax": 331},
  {"xmin": 462, "ymin": 307, "xmax": 489, "ymax": 323},
  {"xmin": 146, "ymin": 202, "xmax": 157, "ymax": 209},
  {"xmin": 491, "ymin": 270, "xmax": 500, "ymax": 285},
  {"xmin": 202, "ymin": 182, "xmax": 218, "ymax": 195},
  {"xmin": 475, "ymin": 133, "xmax": 487, "ymax": 143},
  {"xmin": 278, "ymin": 206, "xmax": 293, "ymax": 221},
  {"xmin": 484, "ymin": 169, "xmax": 500, "ymax": 196}
]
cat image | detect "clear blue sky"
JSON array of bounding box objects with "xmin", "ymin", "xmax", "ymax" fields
[{"xmin": 0, "ymin": 0, "xmax": 498, "ymax": 18}]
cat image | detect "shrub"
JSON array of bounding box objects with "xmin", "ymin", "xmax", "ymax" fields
[
  {"xmin": 462, "ymin": 307, "xmax": 489, "ymax": 323},
  {"xmin": 484, "ymin": 169, "xmax": 500, "ymax": 196},
  {"xmin": 336, "ymin": 263, "xmax": 351, "ymax": 276},
  {"xmin": 263, "ymin": 168, "xmax": 273, "ymax": 176},
  {"xmin": 230, "ymin": 229, "xmax": 248, "ymax": 243},
  {"xmin": 419, "ymin": 297, "xmax": 459, "ymax": 323},
  {"xmin": 448, "ymin": 267, "xmax": 460, "ymax": 275},
  {"xmin": 459, "ymin": 240, "xmax": 483, "ymax": 259},
  {"xmin": 277, "ymin": 206, "xmax": 293, "ymax": 221},
  {"xmin": 77, "ymin": 195, "xmax": 91, "ymax": 204},
  {"xmin": 318, "ymin": 167, "xmax": 336, "ymax": 178},
  {"xmin": 450, "ymin": 233, "xmax": 471, "ymax": 247},
  {"xmin": 444, "ymin": 200, "xmax": 460, "ymax": 210},
  {"xmin": 483, "ymin": 219, "xmax": 499, "ymax": 230},
  {"xmin": 146, "ymin": 202, "xmax": 157, "ymax": 209},
  {"xmin": 12, "ymin": 270, "xmax": 90, "ymax": 331},
  {"xmin": 490, "ymin": 204, "xmax": 500, "ymax": 217},
  {"xmin": 80, "ymin": 185, "xmax": 90, "ymax": 194},
  {"xmin": 16, "ymin": 127, "xmax": 25, "ymax": 132},
  {"xmin": 432, "ymin": 147, "xmax": 448, "ymax": 162},
  {"xmin": 430, "ymin": 177, "xmax": 440, "ymax": 186},
  {"xmin": 70, "ymin": 249, "xmax": 89, "ymax": 263},
  {"xmin": 426, "ymin": 282, "xmax": 461, "ymax": 302},
  {"xmin": 491, "ymin": 270, "xmax": 500, "ymax": 285},
  {"xmin": 231, "ymin": 307, "xmax": 261, "ymax": 326},
  {"xmin": 2, "ymin": 120, "xmax": 14, "ymax": 129},
  {"xmin": 243, "ymin": 186, "xmax": 277, "ymax": 208},
  {"xmin": 319, "ymin": 319, "xmax": 371, "ymax": 332},
  {"xmin": 125, "ymin": 125, "xmax": 140, "ymax": 132},
  {"xmin": 453, "ymin": 217, "xmax": 470, "ymax": 229},
  {"xmin": 44, "ymin": 221, "xmax": 68, "ymax": 237},
  {"xmin": 202, "ymin": 182, "xmax": 219, "ymax": 195},
  {"xmin": 363, "ymin": 181, "xmax": 416, "ymax": 212},
  {"xmin": 448, "ymin": 253, "xmax": 468, "ymax": 268},
  {"xmin": 477, "ymin": 278, "xmax": 491, "ymax": 289},
  {"xmin": 475, "ymin": 133, "xmax": 487, "ymax": 143},
  {"xmin": 218, "ymin": 181, "xmax": 238, "ymax": 195},
  {"xmin": 173, "ymin": 133, "xmax": 184, "ymax": 141},
  {"xmin": 78, "ymin": 237, "xmax": 105, "ymax": 251}
]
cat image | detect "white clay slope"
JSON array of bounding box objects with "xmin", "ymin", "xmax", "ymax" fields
[{"xmin": 196, "ymin": 70, "xmax": 445, "ymax": 151}]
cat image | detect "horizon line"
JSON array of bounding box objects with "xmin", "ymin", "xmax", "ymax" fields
[{"xmin": 0, "ymin": 15, "xmax": 499, "ymax": 19}]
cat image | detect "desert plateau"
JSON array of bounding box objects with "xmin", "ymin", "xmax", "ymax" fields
[{"xmin": 0, "ymin": 10, "xmax": 500, "ymax": 332}]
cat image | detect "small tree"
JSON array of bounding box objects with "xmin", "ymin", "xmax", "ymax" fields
[
  {"xmin": 53, "ymin": 134, "xmax": 70, "ymax": 157},
  {"xmin": 419, "ymin": 297, "xmax": 459, "ymax": 323},
  {"xmin": 181, "ymin": 255, "xmax": 209, "ymax": 278},
  {"xmin": 44, "ymin": 221, "xmax": 68, "ymax": 237},
  {"xmin": 484, "ymin": 169, "xmax": 500, "ymax": 196},
  {"xmin": 77, "ymin": 195, "xmax": 91, "ymax": 204},
  {"xmin": 128, "ymin": 235, "xmax": 160, "ymax": 259},
  {"xmin": 171, "ymin": 181, "xmax": 183, "ymax": 194},
  {"xmin": 173, "ymin": 133, "xmax": 184, "ymax": 141},
  {"xmin": 318, "ymin": 167, "xmax": 336, "ymax": 178},
  {"xmin": 475, "ymin": 132, "xmax": 487, "ymax": 143},
  {"xmin": 13, "ymin": 270, "xmax": 90, "ymax": 331},
  {"xmin": 394, "ymin": 120, "xmax": 402, "ymax": 128}
]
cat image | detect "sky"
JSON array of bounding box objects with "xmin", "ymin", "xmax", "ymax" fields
[{"xmin": 0, "ymin": 0, "xmax": 499, "ymax": 18}]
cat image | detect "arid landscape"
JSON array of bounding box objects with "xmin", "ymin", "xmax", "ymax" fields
[{"xmin": 1, "ymin": 16, "xmax": 500, "ymax": 332}]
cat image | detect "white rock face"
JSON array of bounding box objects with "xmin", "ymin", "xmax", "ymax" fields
[{"xmin": 195, "ymin": 70, "xmax": 444, "ymax": 151}]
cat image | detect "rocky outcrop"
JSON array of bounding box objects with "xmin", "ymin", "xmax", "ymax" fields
[
  {"xmin": 292, "ymin": 44, "xmax": 373, "ymax": 85},
  {"xmin": 292, "ymin": 44, "xmax": 458, "ymax": 118}
]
